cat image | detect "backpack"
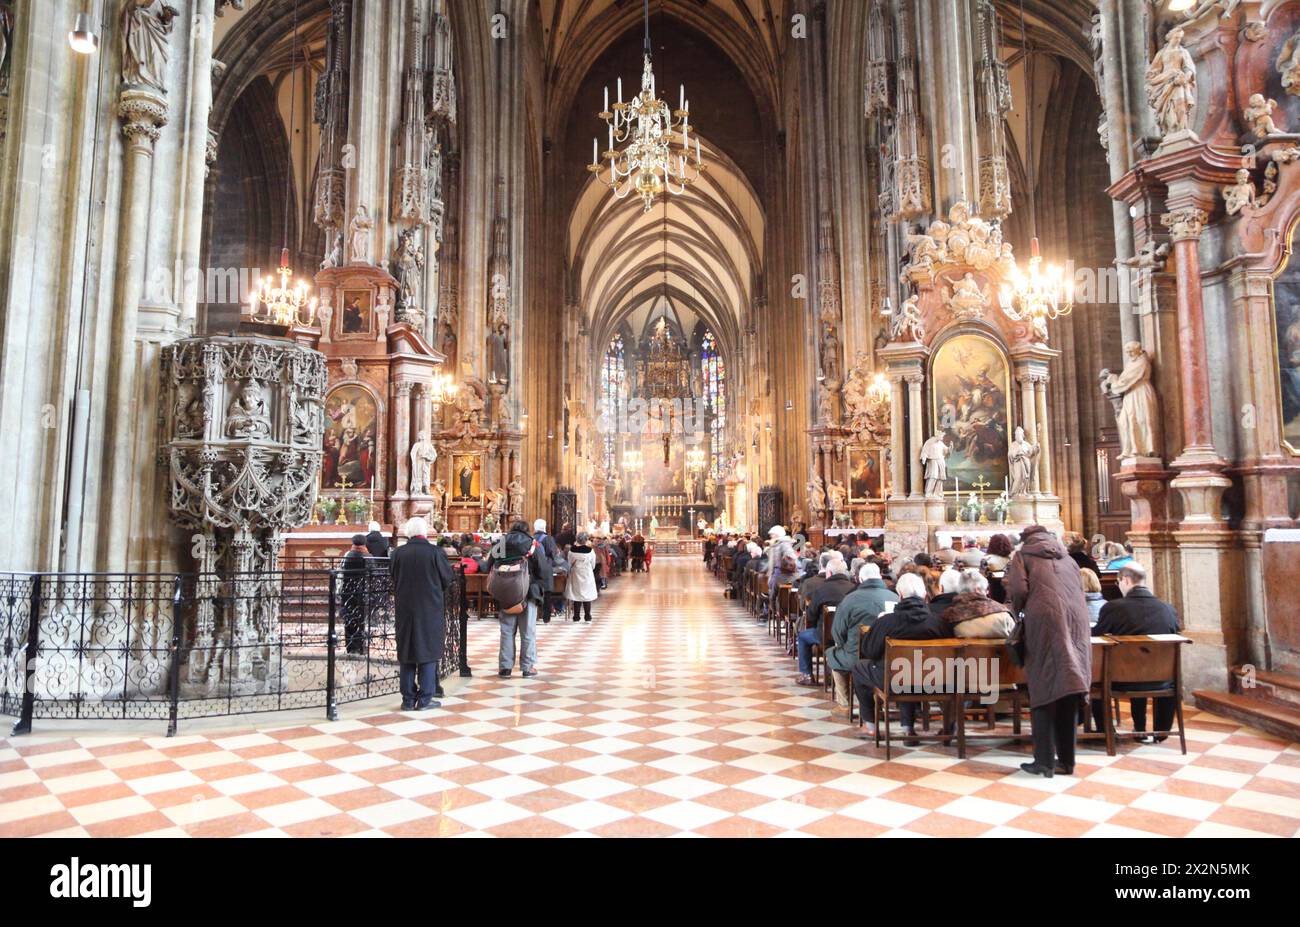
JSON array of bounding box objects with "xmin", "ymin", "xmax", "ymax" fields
[{"xmin": 487, "ymin": 537, "xmax": 532, "ymax": 614}]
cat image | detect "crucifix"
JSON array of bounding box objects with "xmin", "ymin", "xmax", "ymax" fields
[{"xmin": 973, "ymin": 475, "xmax": 992, "ymax": 523}]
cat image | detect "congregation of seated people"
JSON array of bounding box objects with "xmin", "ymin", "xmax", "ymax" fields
[{"xmin": 704, "ymin": 525, "xmax": 1184, "ymax": 763}]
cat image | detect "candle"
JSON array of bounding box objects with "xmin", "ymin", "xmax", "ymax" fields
[
  {"xmin": 593, "ymin": 138, "xmax": 598, "ymax": 166},
  {"xmin": 679, "ymin": 84, "xmax": 685, "ymax": 111},
  {"xmin": 617, "ymin": 77, "xmax": 622, "ymax": 105},
  {"xmin": 604, "ymin": 85, "xmax": 609, "ymax": 112}
]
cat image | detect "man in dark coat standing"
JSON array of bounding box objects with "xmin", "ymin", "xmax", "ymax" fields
[
  {"xmin": 390, "ymin": 517, "xmax": 453, "ymax": 711},
  {"xmin": 340, "ymin": 534, "xmax": 369, "ymax": 655},
  {"xmin": 365, "ymin": 520, "xmax": 390, "ymax": 559},
  {"xmin": 1092, "ymin": 562, "xmax": 1180, "ymax": 738},
  {"xmin": 1006, "ymin": 525, "xmax": 1093, "ymax": 777}
]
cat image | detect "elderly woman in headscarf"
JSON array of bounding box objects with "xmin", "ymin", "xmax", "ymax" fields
[
  {"xmin": 1005, "ymin": 526, "xmax": 1093, "ymax": 777},
  {"xmin": 943, "ymin": 569, "xmax": 1015, "ymax": 638}
]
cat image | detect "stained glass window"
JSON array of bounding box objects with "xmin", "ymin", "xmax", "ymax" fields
[
  {"xmin": 601, "ymin": 334, "xmax": 626, "ymax": 472},
  {"xmin": 701, "ymin": 330, "xmax": 726, "ymax": 476}
]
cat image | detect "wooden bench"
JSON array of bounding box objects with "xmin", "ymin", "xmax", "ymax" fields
[{"xmin": 863, "ymin": 635, "xmax": 1189, "ymax": 759}]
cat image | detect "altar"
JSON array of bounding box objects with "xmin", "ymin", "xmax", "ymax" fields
[{"xmin": 876, "ymin": 201, "xmax": 1064, "ymax": 560}]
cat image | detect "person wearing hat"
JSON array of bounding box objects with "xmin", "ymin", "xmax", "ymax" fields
[
  {"xmin": 341, "ymin": 534, "xmax": 370, "ymax": 655},
  {"xmin": 365, "ymin": 521, "xmax": 389, "ymax": 559}
]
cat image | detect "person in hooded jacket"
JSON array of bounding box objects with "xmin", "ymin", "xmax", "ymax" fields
[
  {"xmin": 1005, "ymin": 525, "xmax": 1093, "ymax": 777},
  {"xmin": 564, "ymin": 532, "xmax": 599, "ymax": 622},
  {"xmin": 850, "ymin": 573, "xmax": 948, "ymax": 740}
]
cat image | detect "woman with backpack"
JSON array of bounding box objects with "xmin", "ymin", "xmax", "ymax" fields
[{"xmin": 565, "ymin": 532, "xmax": 599, "ymax": 622}]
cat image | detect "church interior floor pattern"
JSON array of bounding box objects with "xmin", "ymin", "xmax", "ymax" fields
[{"xmin": 2, "ymin": 557, "xmax": 1298, "ymax": 838}]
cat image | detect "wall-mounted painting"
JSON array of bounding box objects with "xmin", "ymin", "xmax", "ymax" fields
[
  {"xmin": 848, "ymin": 447, "xmax": 885, "ymax": 501},
  {"xmin": 1276, "ymin": 279, "xmax": 1300, "ymax": 454},
  {"xmin": 323, "ymin": 385, "xmax": 378, "ymax": 489},
  {"xmin": 338, "ymin": 289, "xmax": 374, "ymax": 338},
  {"xmin": 451, "ymin": 454, "xmax": 483, "ymax": 503},
  {"xmin": 930, "ymin": 332, "xmax": 1010, "ymax": 491}
]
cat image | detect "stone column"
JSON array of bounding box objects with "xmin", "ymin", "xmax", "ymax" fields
[
  {"xmin": 888, "ymin": 374, "xmax": 905, "ymax": 500},
  {"xmin": 391, "ymin": 378, "xmax": 413, "ymax": 520},
  {"xmin": 101, "ymin": 90, "xmax": 169, "ymax": 570},
  {"xmin": 1035, "ymin": 376, "xmax": 1053, "ymax": 496},
  {"xmin": 1164, "ymin": 209, "xmax": 1224, "ymax": 473},
  {"xmin": 906, "ymin": 374, "xmax": 924, "ymax": 498}
]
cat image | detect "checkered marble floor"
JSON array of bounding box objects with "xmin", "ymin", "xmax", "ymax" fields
[{"xmin": 2, "ymin": 557, "xmax": 1298, "ymax": 838}]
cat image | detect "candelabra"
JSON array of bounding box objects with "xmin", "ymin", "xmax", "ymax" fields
[{"xmin": 588, "ymin": 0, "xmax": 705, "ymax": 213}]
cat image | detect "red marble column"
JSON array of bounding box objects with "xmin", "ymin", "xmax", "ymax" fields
[{"xmin": 1162, "ymin": 207, "xmax": 1222, "ymax": 465}]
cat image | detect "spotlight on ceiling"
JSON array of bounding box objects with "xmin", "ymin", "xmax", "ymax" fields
[{"xmin": 68, "ymin": 12, "xmax": 99, "ymax": 54}]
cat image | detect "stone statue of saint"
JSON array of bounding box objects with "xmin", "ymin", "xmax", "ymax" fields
[
  {"xmin": 348, "ymin": 205, "xmax": 374, "ymax": 265},
  {"xmin": 1103, "ymin": 342, "xmax": 1161, "ymax": 459},
  {"xmin": 507, "ymin": 477, "xmax": 525, "ymax": 518},
  {"xmin": 490, "ymin": 487, "xmax": 508, "ymax": 519},
  {"xmin": 1007, "ymin": 426, "xmax": 1041, "ymax": 498},
  {"xmin": 683, "ymin": 470, "xmax": 695, "ymax": 503},
  {"xmin": 395, "ymin": 230, "xmax": 424, "ymax": 316},
  {"xmin": 320, "ymin": 231, "xmax": 343, "ymax": 270},
  {"xmin": 487, "ymin": 321, "xmax": 510, "ymax": 385},
  {"xmin": 1146, "ymin": 26, "xmax": 1197, "ymax": 138},
  {"xmin": 704, "ymin": 475, "xmax": 717, "ymax": 501},
  {"xmin": 827, "ymin": 480, "xmax": 848, "ymax": 517},
  {"xmin": 409, "ymin": 430, "xmax": 437, "ymax": 495},
  {"xmin": 920, "ymin": 432, "xmax": 949, "ymax": 497},
  {"xmin": 891, "ymin": 294, "xmax": 925, "ymax": 342},
  {"xmin": 820, "ymin": 323, "xmax": 842, "ymax": 386},
  {"xmin": 225, "ymin": 380, "xmax": 271, "ymax": 439},
  {"xmin": 807, "ymin": 472, "xmax": 827, "ymax": 523},
  {"xmin": 121, "ymin": 0, "xmax": 179, "ymax": 92}
]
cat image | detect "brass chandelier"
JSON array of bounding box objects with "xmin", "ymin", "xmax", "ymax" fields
[
  {"xmin": 588, "ymin": 0, "xmax": 705, "ymax": 212},
  {"xmin": 248, "ymin": 0, "xmax": 317, "ymax": 328},
  {"xmin": 997, "ymin": 0, "xmax": 1073, "ymax": 329}
]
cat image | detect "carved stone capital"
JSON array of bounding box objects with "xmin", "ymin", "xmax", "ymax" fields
[
  {"xmin": 118, "ymin": 89, "xmax": 168, "ymax": 147},
  {"xmin": 1161, "ymin": 207, "xmax": 1209, "ymax": 243}
]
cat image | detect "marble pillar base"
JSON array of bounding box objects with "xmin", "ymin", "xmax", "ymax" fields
[
  {"xmin": 407, "ymin": 495, "xmax": 434, "ymax": 517},
  {"xmin": 1173, "ymin": 528, "xmax": 1241, "ymax": 693},
  {"xmin": 886, "ymin": 496, "xmax": 929, "ymax": 524}
]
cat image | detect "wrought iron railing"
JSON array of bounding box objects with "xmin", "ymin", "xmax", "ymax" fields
[{"xmin": 0, "ymin": 565, "xmax": 470, "ymax": 737}]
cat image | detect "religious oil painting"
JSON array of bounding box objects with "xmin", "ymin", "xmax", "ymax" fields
[
  {"xmin": 452, "ymin": 454, "xmax": 483, "ymax": 502},
  {"xmin": 339, "ymin": 289, "xmax": 374, "ymax": 338},
  {"xmin": 322, "ymin": 385, "xmax": 378, "ymax": 490},
  {"xmin": 930, "ymin": 332, "xmax": 1010, "ymax": 491},
  {"xmin": 849, "ymin": 447, "xmax": 884, "ymax": 501},
  {"xmin": 1276, "ymin": 282, "xmax": 1300, "ymax": 454}
]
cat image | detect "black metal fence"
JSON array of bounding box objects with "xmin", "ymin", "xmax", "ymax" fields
[{"xmin": 0, "ymin": 564, "xmax": 470, "ymax": 737}]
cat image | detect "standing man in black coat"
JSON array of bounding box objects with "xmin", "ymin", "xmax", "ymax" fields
[
  {"xmin": 390, "ymin": 517, "xmax": 453, "ymax": 711},
  {"xmin": 340, "ymin": 534, "xmax": 369, "ymax": 655},
  {"xmin": 365, "ymin": 520, "xmax": 390, "ymax": 559},
  {"xmin": 1092, "ymin": 562, "xmax": 1181, "ymax": 738}
]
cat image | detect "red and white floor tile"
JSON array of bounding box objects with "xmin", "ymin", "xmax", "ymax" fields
[{"xmin": 2, "ymin": 557, "xmax": 1298, "ymax": 838}]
